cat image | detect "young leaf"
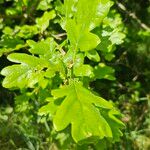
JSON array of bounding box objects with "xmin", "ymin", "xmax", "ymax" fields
[
  {"xmin": 27, "ymin": 38, "xmax": 56, "ymax": 56},
  {"xmin": 36, "ymin": 10, "xmax": 56, "ymax": 32},
  {"xmin": 64, "ymin": 0, "xmax": 113, "ymax": 52},
  {"xmin": 39, "ymin": 97, "xmax": 58, "ymax": 116},
  {"xmin": 37, "ymin": 0, "xmax": 53, "ymax": 11},
  {"xmin": 16, "ymin": 25, "xmax": 39, "ymax": 39},
  {"xmin": 94, "ymin": 63, "xmax": 116, "ymax": 80},
  {"xmin": 51, "ymin": 81, "xmax": 124, "ymax": 142},
  {"xmin": 75, "ymin": 0, "xmax": 113, "ymax": 30},
  {"xmin": 1, "ymin": 53, "xmax": 50, "ymax": 88},
  {"xmin": 74, "ymin": 65, "xmax": 94, "ymax": 77},
  {"xmin": 66, "ymin": 19, "xmax": 100, "ymax": 52},
  {"xmin": 64, "ymin": 0, "xmax": 77, "ymax": 19},
  {"xmin": 0, "ymin": 36, "xmax": 25, "ymax": 57},
  {"xmin": 86, "ymin": 50, "xmax": 100, "ymax": 62}
]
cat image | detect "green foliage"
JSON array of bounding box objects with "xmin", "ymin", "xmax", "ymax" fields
[
  {"xmin": 0, "ymin": 0, "xmax": 125, "ymax": 146},
  {"xmin": 1, "ymin": 0, "xmax": 149, "ymax": 149},
  {"xmin": 40, "ymin": 81, "xmax": 124, "ymax": 142},
  {"xmin": 36, "ymin": 10, "xmax": 56, "ymax": 32},
  {"xmin": 1, "ymin": 53, "xmax": 50, "ymax": 88}
]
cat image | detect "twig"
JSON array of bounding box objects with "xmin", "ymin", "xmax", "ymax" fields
[
  {"xmin": 116, "ymin": 2, "xmax": 150, "ymax": 31},
  {"xmin": 51, "ymin": 33, "xmax": 67, "ymax": 40}
]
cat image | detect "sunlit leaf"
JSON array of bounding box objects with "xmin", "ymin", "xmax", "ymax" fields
[{"xmin": 49, "ymin": 81, "xmax": 124, "ymax": 142}]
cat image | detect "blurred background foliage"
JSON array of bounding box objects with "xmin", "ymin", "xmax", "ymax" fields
[{"xmin": 0, "ymin": 0, "xmax": 150, "ymax": 149}]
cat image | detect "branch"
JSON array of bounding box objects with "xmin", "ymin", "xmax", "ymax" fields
[{"xmin": 116, "ymin": 2, "xmax": 150, "ymax": 31}]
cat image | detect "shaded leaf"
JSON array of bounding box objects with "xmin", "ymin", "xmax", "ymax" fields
[
  {"xmin": 0, "ymin": 36, "xmax": 25, "ymax": 57},
  {"xmin": 94, "ymin": 63, "xmax": 116, "ymax": 80},
  {"xmin": 36, "ymin": 10, "xmax": 56, "ymax": 32},
  {"xmin": 86, "ymin": 50, "xmax": 100, "ymax": 62}
]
